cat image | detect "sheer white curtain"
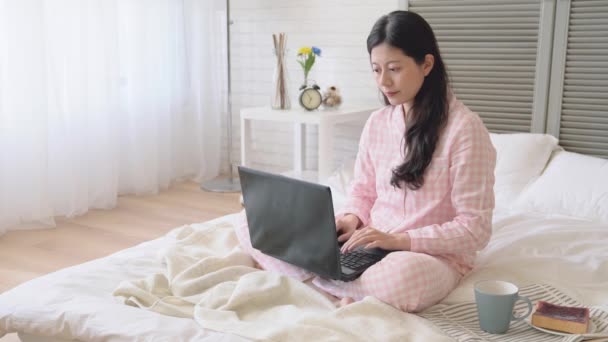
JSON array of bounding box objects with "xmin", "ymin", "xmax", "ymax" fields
[{"xmin": 0, "ymin": 0, "xmax": 226, "ymax": 235}]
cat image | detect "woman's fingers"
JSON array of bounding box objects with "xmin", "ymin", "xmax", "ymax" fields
[
  {"xmin": 337, "ymin": 228, "xmax": 354, "ymax": 242},
  {"xmin": 343, "ymin": 227, "xmax": 401, "ymax": 253},
  {"xmin": 335, "ymin": 217, "xmax": 358, "ymax": 241},
  {"xmin": 341, "ymin": 228, "xmax": 408, "ymax": 253},
  {"xmin": 365, "ymin": 241, "xmax": 379, "ymax": 249},
  {"xmin": 340, "ymin": 231, "xmax": 358, "ymax": 253},
  {"xmin": 341, "ymin": 227, "xmax": 376, "ymax": 253},
  {"xmin": 365, "ymin": 240, "xmax": 390, "ymax": 250},
  {"xmin": 365, "ymin": 233, "xmax": 404, "ymax": 251},
  {"xmin": 336, "ymin": 222, "xmax": 355, "ymax": 242}
]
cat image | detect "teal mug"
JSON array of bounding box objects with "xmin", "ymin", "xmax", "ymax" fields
[{"xmin": 474, "ymin": 280, "xmax": 533, "ymax": 334}]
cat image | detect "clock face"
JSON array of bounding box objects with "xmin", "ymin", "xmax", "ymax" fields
[{"xmin": 299, "ymin": 88, "xmax": 322, "ymax": 110}]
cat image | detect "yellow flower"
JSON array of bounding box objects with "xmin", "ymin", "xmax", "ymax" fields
[
  {"xmin": 296, "ymin": 45, "xmax": 322, "ymax": 86},
  {"xmin": 298, "ymin": 47, "xmax": 312, "ymax": 55}
]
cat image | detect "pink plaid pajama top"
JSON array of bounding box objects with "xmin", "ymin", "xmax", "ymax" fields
[{"xmin": 236, "ymin": 95, "xmax": 496, "ymax": 312}]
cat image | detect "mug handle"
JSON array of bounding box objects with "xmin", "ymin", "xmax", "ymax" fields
[{"xmin": 512, "ymin": 295, "xmax": 533, "ymax": 321}]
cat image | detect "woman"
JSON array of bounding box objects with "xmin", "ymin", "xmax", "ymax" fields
[{"xmin": 235, "ymin": 10, "xmax": 496, "ymax": 312}]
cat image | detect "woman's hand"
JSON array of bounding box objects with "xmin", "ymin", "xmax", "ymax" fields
[
  {"xmin": 340, "ymin": 226, "xmax": 411, "ymax": 254},
  {"xmin": 335, "ymin": 214, "xmax": 361, "ymax": 243}
]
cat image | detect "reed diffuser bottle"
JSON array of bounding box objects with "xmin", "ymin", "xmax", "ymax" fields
[{"xmin": 271, "ymin": 32, "xmax": 290, "ymax": 110}]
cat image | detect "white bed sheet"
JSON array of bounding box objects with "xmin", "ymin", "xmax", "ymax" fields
[
  {"xmin": 444, "ymin": 212, "xmax": 608, "ymax": 306},
  {"xmin": 1, "ymin": 210, "xmax": 607, "ymax": 341},
  {"xmin": 0, "ymin": 215, "xmax": 250, "ymax": 342}
]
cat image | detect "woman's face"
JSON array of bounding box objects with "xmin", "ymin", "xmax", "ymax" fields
[{"xmin": 370, "ymin": 42, "xmax": 434, "ymax": 107}]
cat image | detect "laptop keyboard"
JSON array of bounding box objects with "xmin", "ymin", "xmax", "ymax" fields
[{"xmin": 340, "ymin": 249, "xmax": 381, "ymax": 270}]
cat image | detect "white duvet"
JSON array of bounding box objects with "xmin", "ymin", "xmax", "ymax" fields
[
  {"xmin": 1, "ymin": 211, "xmax": 607, "ymax": 341},
  {"xmin": 110, "ymin": 219, "xmax": 452, "ymax": 342},
  {"xmin": 0, "ymin": 216, "xmax": 249, "ymax": 342}
]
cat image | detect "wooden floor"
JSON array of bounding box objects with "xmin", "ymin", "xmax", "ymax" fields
[{"xmin": 0, "ymin": 181, "xmax": 241, "ymax": 342}]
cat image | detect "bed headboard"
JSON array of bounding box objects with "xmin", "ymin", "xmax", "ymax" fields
[{"xmin": 408, "ymin": 0, "xmax": 608, "ymax": 159}]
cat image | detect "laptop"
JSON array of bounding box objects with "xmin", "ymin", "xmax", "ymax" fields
[{"xmin": 238, "ymin": 166, "xmax": 389, "ymax": 282}]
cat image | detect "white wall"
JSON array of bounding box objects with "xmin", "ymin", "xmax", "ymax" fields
[{"xmin": 223, "ymin": 0, "xmax": 399, "ymax": 174}]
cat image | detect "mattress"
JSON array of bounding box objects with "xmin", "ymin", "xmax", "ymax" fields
[
  {"xmin": 0, "ymin": 215, "xmax": 250, "ymax": 342},
  {"xmin": 1, "ymin": 211, "xmax": 607, "ymax": 341}
]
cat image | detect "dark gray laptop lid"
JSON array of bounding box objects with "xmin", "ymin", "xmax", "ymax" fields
[{"xmin": 238, "ymin": 166, "xmax": 341, "ymax": 280}]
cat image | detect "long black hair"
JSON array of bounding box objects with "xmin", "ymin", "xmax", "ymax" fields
[{"xmin": 367, "ymin": 11, "xmax": 449, "ymax": 190}]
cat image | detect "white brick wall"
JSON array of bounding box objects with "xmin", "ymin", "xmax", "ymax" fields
[{"xmin": 222, "ymin": 0, "xmax": 399, "ymax": 175}]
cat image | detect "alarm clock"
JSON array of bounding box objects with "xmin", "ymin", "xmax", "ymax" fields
[{"xmin": 298, "ymin": 84, "xmax": 322, "ymax": 111}]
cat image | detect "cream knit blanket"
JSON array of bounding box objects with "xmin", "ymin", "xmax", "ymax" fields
[{"xmin": 113, "ymin": 220, "xmax": 450, "ymax": 342}]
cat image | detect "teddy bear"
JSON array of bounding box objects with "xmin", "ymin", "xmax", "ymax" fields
[{"xmin": 322, "ymin": 86, "xmax": 342, "ymax": 108}]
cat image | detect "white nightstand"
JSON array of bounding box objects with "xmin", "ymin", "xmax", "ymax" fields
[{"xmin": 240, "ymin": 105, "xmax": 376, "ymax": 182}]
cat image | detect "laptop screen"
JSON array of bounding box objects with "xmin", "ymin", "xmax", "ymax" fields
[{"xmin": 238, "ymin": 166, "xmax": 341, "ymax": 280}]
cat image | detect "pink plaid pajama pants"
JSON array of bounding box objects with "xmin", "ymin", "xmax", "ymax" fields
[{"xmin": 234, "ymin": 212, "xmax": 462, "ymax": 312}]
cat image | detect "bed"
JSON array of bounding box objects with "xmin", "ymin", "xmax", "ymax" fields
[{"xmin": 1, "ymin": 133, "xmax": 607, "ymax": 342}]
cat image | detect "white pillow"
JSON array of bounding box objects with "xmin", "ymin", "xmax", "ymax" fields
[
  {"xmin": 489, "ymin": 133, "xmax": 560, "ymax": 211},
  {"xmin": 323, "ymin": 157, "xmax": 356, "ymax": 213},
  {"xmin": 512, "ymin": 150, "xmax": 608, "ymax": 223}
]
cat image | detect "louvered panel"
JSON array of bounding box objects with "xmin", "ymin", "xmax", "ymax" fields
[
  {"xmin": 559, "ymin": 0, "xmax": 608, "ymax": 158},
  {"xmin": 446, "ymin": 59, "xmax": 534, "ymax": 66},
  {"xmin": 564, "ymin": 94, "xmax": 608, "ymax": 103},
  {"xmin": 565, "ymin": 80, "xmax": 608, "ymax": 88},
  {"xmin": 570, "ymin": 25, "xmax": 608, "ymax": 32},
  {"xmin": 565, "ymin": 72, "xmax": 608, "ymax": 78},
  {"xmin": 570, "ymin": 19, "xmax": 607, "ymax": 25},
  {"xmin": 560, "ymin": 133, "xmax": 608, "ymax": 145},
  {"xmin": 441, "ymin": 42, "xmax": 538, "ymax": 49},
  {"xmin": 464, "ymin": 106, "xmax": 533, "ymax": 115},
  {"xmin": 563, "ymin": 103, "xmax": 607, "ymax": 112},
  {"xmin": 455, "ymin": 93, "xmax": 533, "ymax": 103},
  {"xmin": 563, "ymin": 110, "xmax": 608, "ymax": 119},
  {"xmin": 449, "ymin": 65, "xmax": 536, "ymax": 72},
  {"xmin": 458, "ymin": 92, "xmax": 532, "ymax": 104},
  {"xmin": 432, "ymin": 23, "xmax": 539, "ymax": 29},
  {"xmin": 565, "ymin": 91, "xmax": 608, "ymax": 100},
  {"xmin": 452, "ymin": 77, "xmax": 534, "ymax": 85},
  {"xmin": 444, "ymin": 53, "xmax": 537, "ymax": 60},
  {"xmin": 481, "ymin": 118, "xmax": 532, "ymax": 125},
  {"xmin": 481, "ymin": 124, "xmax": 530, "ymax": 133},
  {"xmin": 562, "ymin": 121, "xmax": 608, "ymax": 130},
  {"xmin": 570, "ymin": 0, "xmax": 608, "ymax": 9},
  {"xmin": 566, "ymin": 55, "xmax": 608, "ymax": 62},
  {"xmin": 566, "ymin": 61, "xmax": 608, "ymax": 69},
  {"xmin": 479, "ymin": 113, "xmax": 531, "ymax": 120},
  {"xmin": 562, "ymin": 114, "xmax": 608, "ymax": 125},
  {"xmin": 452, "ymin": 83, "xmax": 534, "ymax": 92},
  {"xmin": 409, "ymin": 0, "xmax": 541, "ymax": 133},
  {"xmin": 567, "ymin": 43, "xmax": 608, "ymax": 49}
]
